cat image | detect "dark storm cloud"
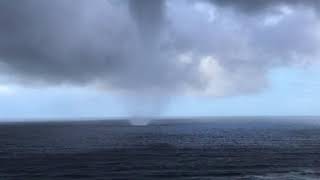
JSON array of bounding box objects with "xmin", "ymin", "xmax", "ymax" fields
[
  {"xmin": 209, "ymin": 0, "xmax": 320, "ymax": 14},
  {"xmin": 0, "ymin": 0, "xmax": 197, "ymax": 95},
  {"xmin": 0, "ymin": 0, "xmax": 319, "ymax": 98},
  {"xmin": 0, "ymin": 0, "xmax": 127, "ymax": 84}
]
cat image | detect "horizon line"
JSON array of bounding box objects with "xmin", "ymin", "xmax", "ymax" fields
[{"xmin": 0, "ymin": 115, "xmax": 319, "ymax": 123}]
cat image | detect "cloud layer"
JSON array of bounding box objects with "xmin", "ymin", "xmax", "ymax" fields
[{"xmin": 0, "ymin": 0, "xmax": 319, "ymax": 97}]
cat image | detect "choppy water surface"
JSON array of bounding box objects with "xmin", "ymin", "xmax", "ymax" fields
[{"xmin": 0, "ymin": 120, "xmax": 320, "ymax": 179}]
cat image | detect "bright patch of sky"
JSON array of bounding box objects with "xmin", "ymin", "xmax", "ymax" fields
[
  {"xmin": 165, "ymin": 66, "xmax": 320, "ymax": 117},
  {"xmin": 0, "ymin": 66, "xmax": 319, "ymax": 120}
]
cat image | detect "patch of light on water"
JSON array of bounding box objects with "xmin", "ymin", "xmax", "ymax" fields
[
  {"xmin": 245, "ymin": 169, "xmax": 319, "ymax": 180},
  {"xmin": 130, "ymin": 118, "xmax": 150, "ymax": 126}
]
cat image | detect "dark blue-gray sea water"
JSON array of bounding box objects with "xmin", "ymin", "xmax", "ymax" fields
[{"xmin": 1, "ymin": 117, "xmax": 320, "ymax": 179}]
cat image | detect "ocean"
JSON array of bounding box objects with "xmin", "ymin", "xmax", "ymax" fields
[{"xmin": 0, "ymin": 118, "xmax": 320, "ymax": 179}]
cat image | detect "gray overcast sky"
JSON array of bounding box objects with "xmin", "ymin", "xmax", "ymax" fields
[{"xmin": 0, "ymin": 0, "xmax": 320, "ymax": 118}]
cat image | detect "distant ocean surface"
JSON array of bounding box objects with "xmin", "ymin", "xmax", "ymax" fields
[{"xmin": 1, "ymin": 118, "xmax": 320, "ymax": 179}]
